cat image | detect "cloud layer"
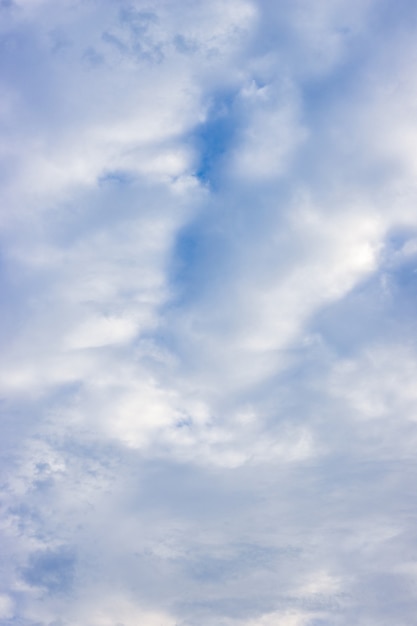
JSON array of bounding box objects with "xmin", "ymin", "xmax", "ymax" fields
[{"xmin": 2, "ymin": 1, "xmax": 417, "ymax": 624}]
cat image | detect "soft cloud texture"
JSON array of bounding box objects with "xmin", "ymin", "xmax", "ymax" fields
[{"xmin": 2, "ymin": 0, "xmax": 417, "ymax": 624}]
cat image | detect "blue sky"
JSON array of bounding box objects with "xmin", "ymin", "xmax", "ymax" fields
[{"xmin": 1, "ymin": 1, "xmax": 417, "ymax": 624}]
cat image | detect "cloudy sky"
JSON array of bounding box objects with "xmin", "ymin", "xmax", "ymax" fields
[{"xmin": 1, "ymin": 0, "xmax": 417, "ymax": 624}]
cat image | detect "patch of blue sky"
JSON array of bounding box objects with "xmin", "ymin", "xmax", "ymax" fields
[
  {"xmin": 167, "ymin": 179, "xmax": 292, "ymax": 317},
  {"xmin": 167, "ymin": 217, "xmax": 219, "ymax": 304},
  {"xmin": 192, "ymin": 90, "xmax": 240, "ymax": 187},
  {"xmin": 165, "ymin": 199, "xmax": 244, "ymax": 324}
]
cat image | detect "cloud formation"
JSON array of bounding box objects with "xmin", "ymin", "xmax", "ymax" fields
[{"xmin": 2, "ymin": 0, "xmax": 417, "ymax": 624}]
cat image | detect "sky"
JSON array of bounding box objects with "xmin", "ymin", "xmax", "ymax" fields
[{"xmin": 1, "ymin": 0, "xmax": 417, "ymax": 624}]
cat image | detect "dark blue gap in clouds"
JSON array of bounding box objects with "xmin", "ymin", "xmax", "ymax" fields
[
  {"xmin": 159, "ymin": 185, "xmax": 294, "ymax": 375},
  {"xmin": 167, "ymin": 214, "xmax": 231, "ymax": 308},
  {"xmin": 192, "ymin": 90, "xmax": 240, "ymax": 187},
  {"xmin": 167, "ymin": 177, "xmax": 293, "ymax": 307}
]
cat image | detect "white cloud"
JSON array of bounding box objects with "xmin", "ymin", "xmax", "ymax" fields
[
  {"xmin": 230, "ymin": 80, "xmax": 307, "ymax": 180},
  {"xmin": 67, "ymin": 595, "xmax": 178, "ymax": 626},
  {"xmin": 243, "ymin": 611, "xmax": 312, "ymax": 626},
  {"xmin": 0, "ymin": 594, "xmax": 14, "ymax": 620},
  {"xmin": 2, "ymin": 1, "xmax": 417, "ymax": 625},
  {"xmin": 65, "ymin": 314, "xmax": 138, "ymax": 349}
]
